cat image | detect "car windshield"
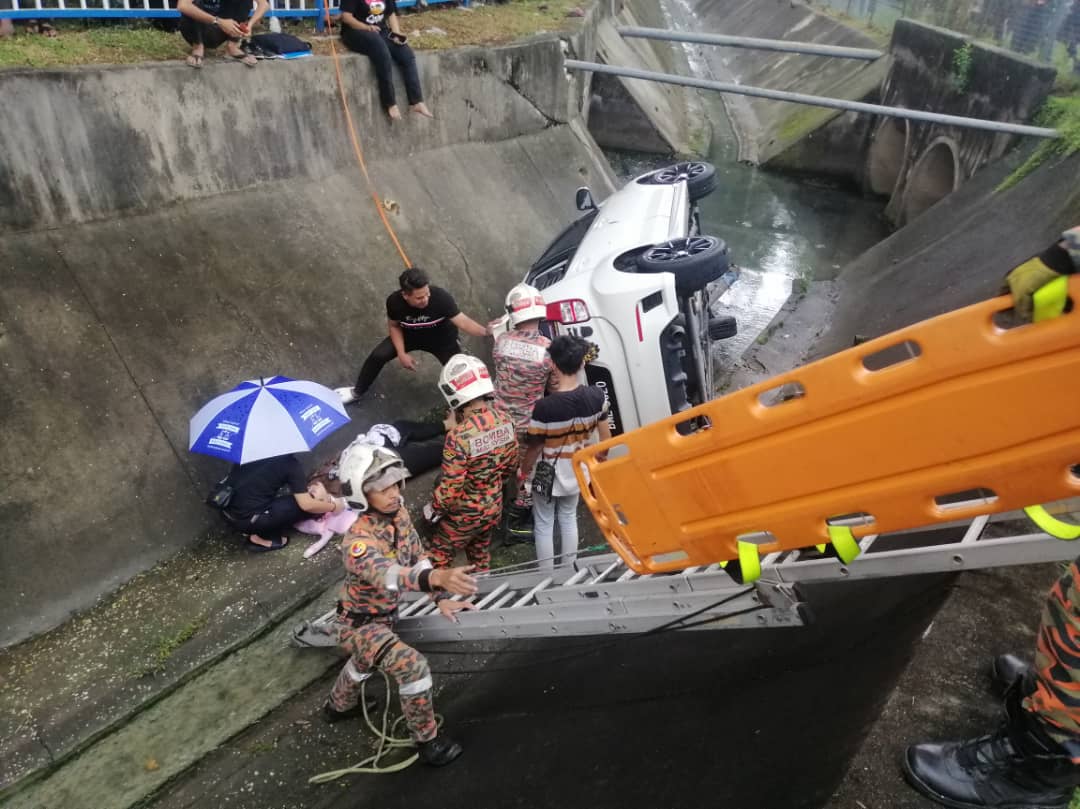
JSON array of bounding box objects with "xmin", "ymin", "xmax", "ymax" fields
[{"xmin": 525, "ymin": 209, "xmax": 598, "ymax": 290}]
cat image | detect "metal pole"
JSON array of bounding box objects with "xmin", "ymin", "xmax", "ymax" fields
[
  {"xmin": 616, "ymin": 25, "xmax": 885, "ymax": 61},
  {"xmin": 563, "ymin": 59, "xmax": 1060, "ymax": 139}
]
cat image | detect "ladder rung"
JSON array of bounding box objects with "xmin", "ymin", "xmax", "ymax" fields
[
  {"xmin": 511, "ymin": 577, "xmax": 554, "ymax": 608},
  {"xmin": 590, "ymin": 560, "xmax": 622, "ymax": 585},
  {"xmin": 564, "ymin": 569, "xmax": 592, "ymax": 587},
  {"xmin": 399, "ymin": 596, "xmax": 431, "ymax": 618},
  {"xmin": 474, "ymin": 583, "xmax": 511, "ymax": 610},
  {"xmin": 962, "ymin": 515, "xmax": 990, "ymax": 544},
  {"xmin": 490, "ymin": 591, "xmax": 518, "ymax": 610}
]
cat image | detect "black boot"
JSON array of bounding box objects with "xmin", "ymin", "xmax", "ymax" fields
[
  {"xmin": 904, "ymin": 689, "xmax": 1080, "ymax": 808},
  {"xmin": 417, "ymin": 733, "xmax": 463, "ymax": 766},
  {"xmin": 505, "ymin": 504, "xmax": 534, "ymax": 544},
  {"xmin": 990, "ymin": 654, "xmax": 1035, "ymax": 698},
  {"xmin": 322, "ymin": 696, "xmax": 378, "ymax": 723}
]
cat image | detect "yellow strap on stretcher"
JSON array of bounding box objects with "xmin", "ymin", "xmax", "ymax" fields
[
  {"xmin": 1033, "ymin": 275, "xmax": 1069, "ymax": 323},
  {"xmin": 576, "ymin": 278, "xmax": 1080, "ymax": 574},
  {"xmin": 1024, "ymin": 505, "xmax": 1080, "ymax": 540}
]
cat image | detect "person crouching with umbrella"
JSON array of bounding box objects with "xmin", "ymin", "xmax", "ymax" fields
[
  {"xmin": 326, "ymin": 443, "xmax": 475, "ymax": 766},
  {"xmin": 190, "ymin": 376, "xmax": 354, "ymax": 552},
  {"xmin": 225, "ymin": 453, "xmax": 347, "ymax": 551}
]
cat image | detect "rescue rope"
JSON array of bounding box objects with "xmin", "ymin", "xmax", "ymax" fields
[
  {"xmin": 307, "ymin": 670, "xmax": 443, "ymax": 782},
  {"xmin": 322, "ymin": 6, "xmax": 412, "ymax": 268}
]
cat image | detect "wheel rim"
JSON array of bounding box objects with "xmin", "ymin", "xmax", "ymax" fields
[
  {"xmin": 653, "ymin": 162, "xmax": 706, "ymax": 184},
  {"xmin": 644, "ymin": 236, "xmax": 717, "ymax": 263}
]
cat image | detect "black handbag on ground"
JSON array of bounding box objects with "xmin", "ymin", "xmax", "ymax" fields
[
  {"xmin": 532, "ymin": 460, "xmax": 556, "ymax": 500},
  {"xmin": 206, "ymin": 475, "xmax": 236, "ymax": 510}
]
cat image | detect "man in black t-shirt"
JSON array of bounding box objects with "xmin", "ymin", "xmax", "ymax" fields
[
  {"xmin": 225, "ymin": 453, "xmax": 346, "ymax": 551},
  {"xmin": 338, "ymin": 0, "xmax": 433, "ymax": 120},
  {"xmin": 336, "ymin": 267, "xmax": 490, "ymax": 404}
]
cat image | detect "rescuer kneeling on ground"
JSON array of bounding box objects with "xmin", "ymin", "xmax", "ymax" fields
[
  {"xmin": 902, "ymin": 226, "xmax": 1080, "ymax": 808},
  {"xmin": 324, "ymin": 443, "xmax": 475, "ymax": 766}
]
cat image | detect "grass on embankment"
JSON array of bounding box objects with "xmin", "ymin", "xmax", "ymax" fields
[
  {"xmin": 0, "ymin": 0, "xmax": 586, "ymax": 69},
  {"xmin": 998, "ymin": 92, "xmax": 1080, "ymax": 190}
]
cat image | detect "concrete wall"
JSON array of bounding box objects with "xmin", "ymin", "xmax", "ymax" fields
[
  {"xmin": 587, "ymin": 0, "xmax": 703, "ymax": 155},
  {"xmin": 685, "ymin": 0, "xmax": 889, "ymax": 167},
  {"xmin": 0, "ymin": 39, "xmax": 617, "ymax": 648},
  {"xmin": 814, "ymin": 149, "xmax": 1080, "ymax": 357},
  {"xmin": 874, "ymin": 20, "xmax": 1056, "ymax": 226}
]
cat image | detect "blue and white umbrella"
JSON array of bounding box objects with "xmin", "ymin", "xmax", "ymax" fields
[{"xmin": 189, "ymin": 376, "xmax": 350, "ymax": 465}]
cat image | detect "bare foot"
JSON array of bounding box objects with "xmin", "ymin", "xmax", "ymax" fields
[
  {"xmin": 186, "ymin": 46, "xmax": 205, "ymax": 68},
  {"xmin": 387, "ymin": 105, "xmax": 403, "ymax": 121},
  {"xmin": 410, "ymin": 102, "xmax": 434, "ymax": 118}
]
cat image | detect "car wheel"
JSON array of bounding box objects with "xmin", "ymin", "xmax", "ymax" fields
[
  {"xmin": 638, "ymin": 161, "xmax": 717, "ymax": 202},
  {"xmin": 708, "ymin": 315, "xmax": 738, "ymax": 340},
  {"xmin": 638, "ymin": 236, "xmax": 730, "ymax": 297}
]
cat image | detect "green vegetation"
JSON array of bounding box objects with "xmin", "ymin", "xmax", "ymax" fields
[
  {"xmin": 998, "ymin": 94, "xmax": 1080, "ymax": 191},
  {"xmin": 0, "ymin": 0, "xmax": 587, "ymax": 69},
  {"xmin": 1071, "ymin": 787, "xmax": 1080, "ymax": 809},
  {"xmin": 950, "ymin": 41, "xmax": 974, "ymax": 93},
  {"xmin": 134, "ymin": 615, "xmax": 207, "ymax": 677},
  {"xmin": 775, "ymin": 104, "xmax": 836, "ymax": 145},
  {"xmin": 0, "ymin": 26, "xmax": 187, "ymax": 68}
]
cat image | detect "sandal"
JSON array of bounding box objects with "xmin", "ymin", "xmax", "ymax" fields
[
  {"xmin": 29, "ymin": 21, "xmax": 59, "ymax": 38},
  {"xmin": 230, "ymin": 51, "xmax": 257, "ymax": 68},
  {"xmin": 246, "ymin": 535, "xmax": 288, "ymax": 552},
  {"xmin": 186, "ymin": 53, "xmax": 204, "ymax": 69}
]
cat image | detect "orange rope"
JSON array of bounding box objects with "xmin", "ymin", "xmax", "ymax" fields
[{"xmin": 323, "ymin": 5, "xmax": 412, "ymax": 268}]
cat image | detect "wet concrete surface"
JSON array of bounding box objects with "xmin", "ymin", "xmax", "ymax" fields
[{"xmin": 148, "ymin": 574, "xmax": 951, "ymax": 809}]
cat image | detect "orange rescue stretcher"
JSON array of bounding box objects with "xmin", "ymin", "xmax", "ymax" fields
[{"xmin": 575, "ymin": 278, "xmax": 1080, "ymax": 578}]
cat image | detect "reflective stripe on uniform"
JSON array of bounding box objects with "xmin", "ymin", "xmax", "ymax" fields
[
  {"xmin": 344, "ymin": 658, "xmax": 373, "ymax": 683},
  {"xmin": 385, "ymin": 563, "xmax": 403, "ymax": 591},
  {"xmin": 399, "ymin": 674, "xmax": 433, "ymax": 696}
]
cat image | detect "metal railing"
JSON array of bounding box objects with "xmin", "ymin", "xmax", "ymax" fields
[{"xmin": 0, "ymin": 0, "xmax": 466, "ymax": 24}]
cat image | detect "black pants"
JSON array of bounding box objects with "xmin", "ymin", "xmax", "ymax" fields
[
  {"xmin": 227, "ymin": 495, "xmax": 309, "ymax": 538},
  {"xmin": 391, "ymin": 419, "xmax": 446, "ymax": 477},
  {"xmin": 354, "ymin": 333, "xmax": 460, "ymax": 395},
  {"xmin": 179, "ymin": 13, "xmax": 245, "ymax": 48},
  {"xmin": 340, "ymin": 28, "xmax": 423, "ymax": 109}
]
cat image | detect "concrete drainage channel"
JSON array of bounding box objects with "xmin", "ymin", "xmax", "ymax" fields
[{"xmin": 3, "ymin": 0, "xmax": 1075, "ymax": 805}]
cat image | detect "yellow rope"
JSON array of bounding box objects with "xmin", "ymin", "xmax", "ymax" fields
[{"xmin": 308, "ymin": 670, "xmax": 442, "ymax": 782}]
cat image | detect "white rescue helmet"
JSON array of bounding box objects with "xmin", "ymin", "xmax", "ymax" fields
[
  {"xmin": 337, "ymin": 442, "xmax": 409, "ymax": 512},
  {"xmin": 505, "ymin": 283, "xmax": 547, "ymax": 327},
  {"xmin": 439, "ymin": 353, "xmax": 495, "ymax": 409}
]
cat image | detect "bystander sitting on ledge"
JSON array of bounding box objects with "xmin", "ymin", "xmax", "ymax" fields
[
  {"xmin": 178, "ymin": 0, "xmax": 267, "ymax": 68},
  {"xmin": 338, "ymin": 0, "xmax": 433, "ymax": 120}
]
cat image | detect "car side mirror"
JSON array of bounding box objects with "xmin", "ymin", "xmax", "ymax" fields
[{"xmin": 575, "ymin": 186, "xmax": 596, "ymax": 211}]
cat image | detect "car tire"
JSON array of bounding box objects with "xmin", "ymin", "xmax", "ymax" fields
[
  {"xmin": 638, "ymin": 161, "xmax": 717, "ymax": 202},
  {"xmin": 708, "ymin": 315, "xmax": 738, "ymax": 340},
  {"xmin": 638, "ymin": 236, "xmax": 730, "ymax": 297}
]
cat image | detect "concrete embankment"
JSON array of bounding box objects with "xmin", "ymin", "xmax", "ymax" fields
[
  {"xmin": 0, "ymin": 30, "xmax": 616, "ymax": 649},
  {"xmin": 683, "ymin": 0, "xmax": 888, "ymax": 167}
]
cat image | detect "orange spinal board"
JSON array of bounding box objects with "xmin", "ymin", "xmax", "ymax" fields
[{"xmin": 575, "ymin": 280, "xmax": 1080, "ymax": 575}]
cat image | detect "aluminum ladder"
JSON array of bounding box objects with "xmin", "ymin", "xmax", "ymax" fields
[{"xmin": 291, "ymin": 509, "xmax": 1078, "ymax": 646}]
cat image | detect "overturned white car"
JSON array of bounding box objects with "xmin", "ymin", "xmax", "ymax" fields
[{"xmin": 522, "ymin": 161, "xmax": 738, "ymax": 435}]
